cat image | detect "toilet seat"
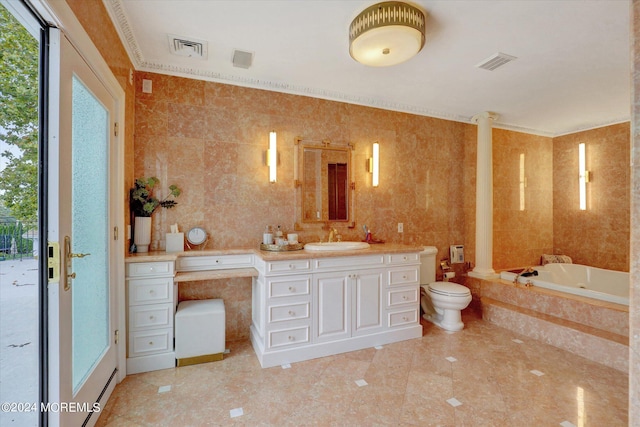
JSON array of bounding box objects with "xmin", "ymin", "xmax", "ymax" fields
[{"xmin": 427, "ymin": 282, "xmax": 471, "ymax": 297}]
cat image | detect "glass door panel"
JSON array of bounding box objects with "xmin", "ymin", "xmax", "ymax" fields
[{"xmin": 70, "ymin": 76, "xmax": 110, "ymax": 393}]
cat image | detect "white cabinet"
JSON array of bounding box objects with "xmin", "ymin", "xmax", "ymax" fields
[
  {"xmin": 126, "ymin": 261, "xmax": 176, "ymax": 374},
  {"xmin": 314, "ymin": 268, "xmax": 384, "ymax": 343},
  {"xmin": 386, "ymin": 256, "xmax": 420, "ymax": 329},
  {"xmin": 314, "ymin": 272, "xmax": 350, "ymax": 343},
  {"xmin": 251, "ymin": 251, "xmax": 421, "ymax": 368}
]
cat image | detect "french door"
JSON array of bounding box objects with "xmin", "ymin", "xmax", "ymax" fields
[{"xmin": 48, "ymin": 30, "xmax": 118, "ymax": 427}]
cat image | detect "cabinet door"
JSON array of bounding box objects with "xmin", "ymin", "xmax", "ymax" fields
[
  {"xmin": 314, "ymin": 272, "xmax": 350, "ymax": 343},
  {"xmin": 353, "ymin": 269, "xmax": 384, "ymax": 336}
]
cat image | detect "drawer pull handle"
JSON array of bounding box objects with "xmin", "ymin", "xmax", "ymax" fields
[
  {"xmin": 148, "ymin": 341, "xmax": 154, "ymax": 345},
  {"xmin": 288, "ymin": 336, "xmax": 295, "ymax": 341},
  {"xmin": 149, "ymin": 267, "xmax": 155, "ymax": 272},
  {"xmin": 288, "ymin": 286, "xmax": 295, "ymax": 292},
  {"xmin": 149, "ymin": 290, "xmax": 155, "ymax": 294},
  {"xmin": 403, "ymin": 256, "xmax": 407, "ymax": 261},
  {"xmin": 402, "ymin": 296, "xmax": 408, "ymax": 300},
  {"xmin": 289, "ymin": 264, "xmax": 295, "ymax": 270},
  {"xmin": 215, "ymin": 259, "xmax": 220, "ymax": 263},
  {"xmin": 402, "ymin": 316, "xmax": 408, "ymax": 321},
  {"xmin": 288, "ymin": 310, "xmax": 295, "ymax": 316},
  {"xmin": 402, "ymin": 275, "xmax": 407, "ymax": 280},
  {"xmin": 149, "ymin": 315, "xmax": 155, "ymax": 320}
]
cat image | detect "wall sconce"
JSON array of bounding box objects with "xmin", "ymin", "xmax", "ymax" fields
[
  {"xmin": 367, "ymin": 142, "xmax": 380, "ymax": 187},
  {"xmin": 578, "ymin": 142, "xmax": 591, "ymax": 210},
  {"xmin": 266, "ymin": 131, "xmax": 277, "ymax": 183},
  {"xmin": 519, "ymin": 153, "xmax": 526, "ymax": 211}
]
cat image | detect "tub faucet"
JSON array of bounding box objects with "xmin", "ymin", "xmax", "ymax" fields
[{"xmin": 513, "ymin": 267, "xmax": 535, "ymax": 285}]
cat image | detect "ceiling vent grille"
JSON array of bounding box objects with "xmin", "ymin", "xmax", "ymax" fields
[
  {"xmin": 476, "ymin": 52, "xmax": 517, "ymax": 71},
  {"xmin": 168, "ymin": 34, "xmax": 208, "ymax": 59}
]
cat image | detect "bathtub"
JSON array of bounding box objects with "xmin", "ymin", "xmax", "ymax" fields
[{"xmin": 499, "ymin": 263, "xmax": 629, "ymax": 306}]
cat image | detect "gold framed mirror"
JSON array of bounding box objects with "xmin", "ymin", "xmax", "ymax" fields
[{"xmin": 296, "ymin": 139, "xmax": 355, "ymax": 227}]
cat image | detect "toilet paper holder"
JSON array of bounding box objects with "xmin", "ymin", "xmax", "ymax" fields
[{"xmin": 440, "ymin": 259, "xmax": 451, "ymax": 271}]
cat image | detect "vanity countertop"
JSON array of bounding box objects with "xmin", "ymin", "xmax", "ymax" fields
[{"xmin": 125, "ymin": 243, "xmax": 425, "ymax": 263}]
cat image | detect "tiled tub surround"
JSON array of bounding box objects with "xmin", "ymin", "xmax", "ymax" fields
[
  {"xmin": 500, "ymin": 263, "xmax": 630, "ymax": 306},
  {"xmin": 465, "ymin": 276, "xmax": 629, "ymax": 372}
]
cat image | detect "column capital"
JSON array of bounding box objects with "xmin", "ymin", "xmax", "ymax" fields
[{"xmin": 471, "ymin": 111, "xmax": 499, "ymax": 123}]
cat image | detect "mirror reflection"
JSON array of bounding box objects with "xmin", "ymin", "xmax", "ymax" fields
[{"xmin": 300, "ymin": 144, "xmax": 352, "ymax": 223}]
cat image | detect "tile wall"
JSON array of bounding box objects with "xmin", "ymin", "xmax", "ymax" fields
[
  {"xmin": 492, "ymin": 129, "xmax": 554, "ymax": 270},
  {"xmin": 133, "ymin": 71, "xmax": 470, "ymax": 262},
  {"xmin": 553, "ymin": 123, "xmax": 631, "ymax": 271}
]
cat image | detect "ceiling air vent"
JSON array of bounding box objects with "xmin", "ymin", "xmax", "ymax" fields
[
  {"xmin": 232, "ymin": 49, "xmax": 254, "ymax": 69},
  {"xmin": 476, "ymin": 52, "xmax": 517, "ymax": 71},
  {"xmin": 168, "ymin": 34, "xmax": 208, "ymax": 59}
]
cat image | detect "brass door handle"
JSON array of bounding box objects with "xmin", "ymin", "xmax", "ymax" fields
[
  {"xmin": 63, "ymin": 236, "xmax": 88, "ymax": 291},
  {"xmin": 70, "ymin": 252, "xmax": 91, "ymax": 258}
]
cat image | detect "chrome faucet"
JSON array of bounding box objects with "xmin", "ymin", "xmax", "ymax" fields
[
  {"xmin": 328, "ymin": 227, "xmax": 338, "ymax": 242},
  {"xmin": 513, "ymin": 266, "xmax": 535, "ymax": 285}
]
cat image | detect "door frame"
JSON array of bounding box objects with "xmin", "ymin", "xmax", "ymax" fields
[{"xmin": 31, "ymin": 0, "xmax": 126, "ymax": 425}]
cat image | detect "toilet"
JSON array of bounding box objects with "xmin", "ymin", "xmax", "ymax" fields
[{"xmin": 419, "ymin": 246, "xmax": 472, "ymax": 332}]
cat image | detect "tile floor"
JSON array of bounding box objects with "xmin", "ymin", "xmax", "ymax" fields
[{"xmin": 96, "ymin": 312, "xmax": 628, "ymax": 426}]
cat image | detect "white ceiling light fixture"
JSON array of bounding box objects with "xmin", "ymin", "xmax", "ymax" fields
[{"xmin": 349, "ymin": 1, "xmax": 426, "ymax": 67}]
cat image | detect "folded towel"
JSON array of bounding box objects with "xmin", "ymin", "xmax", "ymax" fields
[{"xmin": 540, "ymin": 254, "xmax": 572, "ymax": 265}]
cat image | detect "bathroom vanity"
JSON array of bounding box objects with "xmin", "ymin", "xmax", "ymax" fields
[{"xmin": 125, "ymin": 244, "xmax": 422, "ymax": 372}]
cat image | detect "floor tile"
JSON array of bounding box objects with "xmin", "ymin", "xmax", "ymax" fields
[{"xmin": 96, "ymin": 312, "xmax": 628, "ymax": 426}]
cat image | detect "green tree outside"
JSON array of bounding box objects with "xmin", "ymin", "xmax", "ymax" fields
[{"xmin": 0, "ymin": 3, "xmax": 39, "ymax": 223}]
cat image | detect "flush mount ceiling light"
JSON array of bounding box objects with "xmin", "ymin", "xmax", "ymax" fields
[{"xmin": 349, "ymin": 1, "xmax": 426, "ymax": 67}]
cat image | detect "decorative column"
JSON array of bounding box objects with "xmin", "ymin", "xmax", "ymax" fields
[{"xmin": 469, "ymin": 111, "xmax": 499, "ymax": 279}]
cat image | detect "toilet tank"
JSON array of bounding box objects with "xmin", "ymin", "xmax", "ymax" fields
[{"xmin": 420, "ymin": 246, "xmax": 438, "ymax": 285}]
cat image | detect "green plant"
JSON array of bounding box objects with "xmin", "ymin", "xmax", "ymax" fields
[{"xmin": 130, "ymin": 177, "xmax": 181, "ymax": 217}]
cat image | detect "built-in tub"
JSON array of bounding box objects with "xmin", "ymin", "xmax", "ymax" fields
[{"xmin": 499, "ymin": 263, "xmax": 629, "ymax": 306}]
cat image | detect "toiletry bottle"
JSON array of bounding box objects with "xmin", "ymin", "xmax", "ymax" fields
[
  {"xmin": 275, "ymin": 225, "xmax": 283, "ymax": 238},
  {"xmin": 263, "ymin": 226, "xmax": 273, "ymax": 245}
]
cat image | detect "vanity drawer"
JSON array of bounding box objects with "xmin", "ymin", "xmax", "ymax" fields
[
  {"xmin": 129, "ymin": 304, "xmax": 173, "ymax": 330},
  {"xmin": 268, "ymin": 326, "xmax": 310, "ymax": 349},
  {"xmin": 266, "ymin": 259, "xmax": 311, "ymax": 274},
  {"xmin": 387, "ymin": 287, "xmax": 419, "ymax": 308},
  {"xmin": 313, "ymin": 255, "xmax": 385, "ymax": 271},
  {"xmin": 128, "ymin": 277, "xmax": 173, "ymax": 305},
  {"xmin": 388, "ymin": 308, "xmax": 419, "ymax": 328},
  {"xmin": 127, "ymin": 261, "xmax": 174, "ymax": 278},
  {"xmin": 128, "ymin": 328, "xmax": 172, "ymax": 356},
  {"xmin": 177, "ymin": 254, "xmax": 254, "ymax": 271},
  {"xmin": 387, "ymin": 253, "xmax": 420, "ymax": 265},
  {"xmin": 269, "ymin": 302, "xmax": 311, "ymax": 323},
  {"xmin": 268, "ymin": 275, "xmax": 312, "ymax": 299},
  {"xmin": 388, "ymin": 267, "xmax": 419, "ymax": 286}
]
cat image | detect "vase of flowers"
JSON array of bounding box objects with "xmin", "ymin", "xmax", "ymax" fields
[{"xmin": 130, "ymin": 177, "xmax": 181, "ymax": 253}]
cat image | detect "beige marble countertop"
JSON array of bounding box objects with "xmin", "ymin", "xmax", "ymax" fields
[{"xmin": 125, "ymin": 243, "xmax": 424, "ymax": 263}]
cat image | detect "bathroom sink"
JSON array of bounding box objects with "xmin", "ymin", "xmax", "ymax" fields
[{"xmin": 304, "ymin": 241, "xmax": 370, "ymax": 251}]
